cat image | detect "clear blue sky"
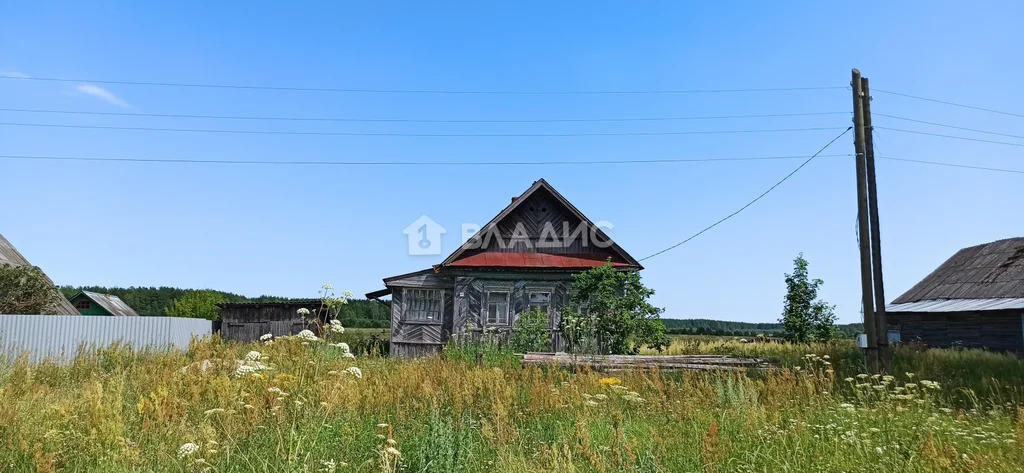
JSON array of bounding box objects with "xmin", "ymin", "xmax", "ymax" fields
[{"xmin": 2, "ymin": 1, "xmax": 1022, "ymax": 323}]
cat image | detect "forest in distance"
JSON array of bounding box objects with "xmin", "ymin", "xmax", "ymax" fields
[{"xmin": 57, "ymin": 286, "xmax": 862, "ymax": 336}]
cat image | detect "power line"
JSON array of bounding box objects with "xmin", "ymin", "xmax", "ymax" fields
[
  {"xmin": 878, "ymin": 156, "xmax": 1024, "ymax": 175},
  {"xmin": 0, "ymin": 153, "xmax": 850, "ymax": 166},
  {"xmin": 875, "ymin": 126, "xmax": 1024, "ymax": 148},
  {"xmin": 637, "ymin": 126, "xmax": 853, "ymax": 262},
  {"xmin": 0, "ymin": 121, "xmax": 845, "ymax": 138},
  {"xmin": 0, "ymin": 74, "xmax": 846, "ymax": 95},
  {"xmin": 873, "ymin": 89, "xmax": 1024, "ymax": 119},
  {"xmin": 874, "ymin": 113, "xmax": 1024, "ymax": 140},
  {"xmin": 0, "ymin": 107, "xmax": 849, "ymax": 124}
]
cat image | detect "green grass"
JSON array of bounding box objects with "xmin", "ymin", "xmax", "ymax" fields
[{"xmin": 0, "ymin": 335, "xmax": 1021, "ymax": 472}]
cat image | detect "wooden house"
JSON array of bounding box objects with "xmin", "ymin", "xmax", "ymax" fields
[
  {"xmin": 0, "ymin": 233, "xmax": 78, "ymax": 315},
  {"xmin": 218, "ymin": 300, "xmax": 324, "ymax": 342},
  {"xmin": 67, "ymin": 290, "xmax": 139, "ymax": 316},
  {"xmin": 887, "ymin": 237, "xmax": 1024, "ymax": 353},
  {"xmin": 366, "ymin": 179, "xmax": 642, "ymax": 357}
]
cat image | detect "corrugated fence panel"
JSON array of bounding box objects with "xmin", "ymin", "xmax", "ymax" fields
[{"xmin": 0, "ymin": 315, "xmax": 213, "ymax": 363}]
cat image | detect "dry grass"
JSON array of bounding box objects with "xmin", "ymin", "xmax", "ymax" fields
[{"xmin": 0, "ymin": 336, "xmax": 1021, "ymax": 472}]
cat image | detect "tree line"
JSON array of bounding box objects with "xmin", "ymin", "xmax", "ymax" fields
[{"xmin": 57, "ymin": 285, "xmax": 391, "ymax": 327}]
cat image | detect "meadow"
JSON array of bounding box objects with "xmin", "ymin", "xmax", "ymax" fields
[{"xmin": 0, "ymin": 333, "xmax": 1022, "ymax": 472}]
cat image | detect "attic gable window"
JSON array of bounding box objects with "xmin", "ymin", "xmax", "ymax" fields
[
  {"xmin": 403, "ymin": 288, "xmax": 443, "ymax": 322},
  {"xmin": 75, "ymin": 300, "xmax": 91, "ymax": 310}
]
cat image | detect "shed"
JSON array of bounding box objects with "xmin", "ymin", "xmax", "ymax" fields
[
  {"xmin": 67, "ymin": 290, "xmax": 139, "ymax": 316},
  {"xmin": 218, "ymin": 300, "xmax": 325, "ymax": 342},
  {"xmin": 0, "ymin": 233, "xmax": 78, "ymax": 315},
  {"xmin": 887, "ymin": 237, "xmax": 1024, "ymax": 352}
]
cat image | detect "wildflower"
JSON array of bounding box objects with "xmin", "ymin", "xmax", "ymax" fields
[
  {"xmin": 822, "ymin": 355, "xmax": 830, "ymax": 360},
  {"xmin": 268, "ymin": 387, "xmax": 285, "ymax": 395},
  {"xmin": 882, "ymin": 375, "xmax": 895, "ymax": 382},
  {"xmin": 207, "ymin": 449, "xmax": 218, "ymax": 454},
  {"xmin": 377, "ymin": 423, "xmax": 390, "ymax": 428},
  {"xmin": 345, "ymin": 367, "xmax": 363, "ymax": 379},
  {"xmin": 297, "ymin": 307, "xmax": 311, "ymax": 316},
  {"xmin": 839, "ymin": 403, "xmax": 854, "ymax": 409},
  {"xmin": 203, "ymin": 408, "xmax": 226, "ymax": 416},
  {"xmin": 331, "ymin": 342, "xmax": 351, "ymax": 352},
  {"xmin": 243, "ymin": 404, "xmax": 255, "ymax": 410},
  {"xmin": 876, "ymin": 447, "xmax": 884, "ymax": 454},
  {"xmin": 297, "ymin": 330, "xmax": 319, "ymax": 342},
  {"xmin": 598, "ymin": 377, "xmax": 622, "ymax": 386},
  {"xmin": 385, "ymin": 447, "xmax": 401, "ymax": 456},
  {"xmin": 343, "ymin": 290, "xmax": 354, "ymax": 298},
  {"xmin": 178, "ymin": 443, "xmax": 200, "ymax": 459},
  {"xmin": 321, "ymin": 459, "xmax": 337, "ymax": 472},
  {"xmin": 245, "ymin": 351, "xmax": 262, "ymax": 361},
  {"xmin": 342, "ymin": 352, "xmax": 356, "ymax": 359},
  {"xmin": 259, "ymin": 333, "xmax": 273, "ymax": 342},
  {"xmin": 857, "ymin": 374, "xmax": 869, "ymax": 379},
  {"xmin": 328, "ymin": 319, "xmax": 345, "ymax": 334},
  {"xmin": 844, "ymin": 377, "xmax": 855, "ymax": 382},
  {"xmin": 585, "ymin": 400, "xmax": 599, "ymax": 407},
  {"xmin": 594, "ymin": 394, "xmax": 608, "ymax": 400},
  {"xmin": 322, "ymin": 283, "xmax": 334, "ymax": 290}
]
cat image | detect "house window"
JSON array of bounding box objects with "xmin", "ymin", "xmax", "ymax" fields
[
  {"xmin": 485, "ymin": 290, "xmax": 510, "ymax": 326},
  {"xmin": 527, "ymin": 290, "xmax": 554, "ymax": 328},
  {"xmin": 403, "ymin": 288, "xmax": 442, "ymax": 322},
  {"xmin": 75, "ymin": 300, "xmax": 91, "ymax": 310}
]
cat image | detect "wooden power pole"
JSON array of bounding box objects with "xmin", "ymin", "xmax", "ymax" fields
[
  {"xmin": 851, "ymin": 69, "xmax": 879, "ymax": 372},
  {"xmin": 861, "ymin": 76, "xmax": 890, "ymax": 372}
]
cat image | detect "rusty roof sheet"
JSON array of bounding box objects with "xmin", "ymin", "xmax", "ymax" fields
[{"xmin": 448, "ymin": 252, "xmax": 630, "ymax": 269}]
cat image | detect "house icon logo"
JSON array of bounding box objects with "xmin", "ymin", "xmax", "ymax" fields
[{"xmin": 403, "ymin": 215, "xmax": 446, "ymax": 255}]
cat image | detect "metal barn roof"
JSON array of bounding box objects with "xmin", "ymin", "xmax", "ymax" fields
[
  {"xmin": 892, "ymin": 237, "xmax": 1024, "ymax": 305},
  {"xmin": 79, "ymin": 290, "xmax": 140, "ymax": 316},
  {"xmin": 887, "ymin": 298, "xmax": 1024, "ymax": 313}
]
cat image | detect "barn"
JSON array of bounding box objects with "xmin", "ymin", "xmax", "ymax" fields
[
  {"xmin": 218, "ymin": 300, "xmax": 324, "ymax": 342},
  {"xmin": 366, "ymin": 179, "xmax": 643, "ymax": 358},
  {"xmin": 887, "ymin": 237, "xmax": 1024, "ymax": 353}
]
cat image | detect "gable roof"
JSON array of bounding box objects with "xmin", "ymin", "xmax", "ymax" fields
[
  {"xmin": 0, "ymin": 233, "xmax": 79, "ymax": 315},
  {"xmin": 891, "ymin": 237, "xmax": 1024, "ymax": 304},
  {"xmin": 73, "ymin": 290, "xmax": 140, "ymax": 316},
  {"xmin": 440, "ymin": 179, "xmax": 642, "ymax": 270}
]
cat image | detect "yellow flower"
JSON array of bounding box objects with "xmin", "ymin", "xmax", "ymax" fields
[{"xmin": 599, "ymin": 377, "xmax": 622, "ymax": 386}]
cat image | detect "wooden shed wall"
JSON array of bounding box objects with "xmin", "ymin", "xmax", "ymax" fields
[
  {"xmin": 220, "ymin": 301, "xmax": 322, "ymax": 342},
  {"xmin": 889, "ymin": 310, "xmax": 1024, "ymax": 352}
]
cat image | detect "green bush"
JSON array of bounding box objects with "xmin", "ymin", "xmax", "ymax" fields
[{"xmin": 509, "ymin": 307, "xmax": 550, "ymax": 353}]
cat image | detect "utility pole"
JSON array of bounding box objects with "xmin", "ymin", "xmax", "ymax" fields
[
  {"xmin": 861, "ymin": 77, "xmax": 890, "ymax": 372},
  {"xmin": 851, "ymin": 69, "xmax": 879, "ymax": 372}
]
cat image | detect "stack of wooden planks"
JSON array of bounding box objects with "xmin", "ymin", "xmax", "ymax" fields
[{"xmin": 519, "ymin": 352, "xmax": 774, "ymax": 371}]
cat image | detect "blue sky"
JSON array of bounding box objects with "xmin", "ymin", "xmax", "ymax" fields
[{"xmin": 2, "ymin": 1, "xmax": 1022, "ymax": 323}]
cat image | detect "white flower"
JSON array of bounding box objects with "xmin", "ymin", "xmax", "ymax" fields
[
  {"xmin": 267, "ymin": 387, "xmax": 285, "ymax": 395},
  {"xmin": 328, "ymin": 319, "xmax": 345, "ymax": 334},
  {"xmin": 259, "ymin": 333, "xmax": 273, "ymax": 342},
  {"xmin": 178, "ymin": 443, "xmax": 200, "ymax": 459},
  {"xmin": 343, "ymin": 290, "xmax": 354, "ymax": 298},
  {"xmin": 385, "ymin": 447, "xmax": 401, "ymax": 456},
  {"xmin": 377, "ymin": 423, "xmax": 390, "ymax": 428},
  {"xmin": 331, "ymin": 342, "xmax": 351, "ymax": 352},
  {"xmin": 322, "ymin": 283, "xmax": 334, "ymax": 290},
  {"xmin": 297, "ymin": 330, "xmax": 319, "ymax": 342},
  {"xmin": 245, "ymin": 351, "xmax": 262, "ymax": 361},
  {"xmin": 342, "ymin": 352, "xmax": 356, "ymax": 359},
  {"xmin": 203, "ymin": 408, "xmax": 226, "ymax": 416},
  {"xmin": 321, "ymin": 459, "xmax": 337, "ymax": 472},
  {"xmin": 297, "ymin": 308, "xmax": 311, "ymax": 316},
  {"xmin": 345, "ymin": 366, "xmax": 363, "ymax": 379}
]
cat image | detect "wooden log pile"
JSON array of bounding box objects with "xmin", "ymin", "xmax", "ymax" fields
[{"xmin": 519, "ymin": 352, "xmax": 774, "ymax": 371}]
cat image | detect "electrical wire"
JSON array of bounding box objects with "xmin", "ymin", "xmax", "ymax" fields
[
  {"xmin": 637, "ymin": 127, "xmax": 853, "ymax": 262},
  {"xmin": 874, "ymin": 127, "xmax": 1024, "ymax": 148},
  {"xmin": 873, "ymin": 89, "xmax": 1024, "ymax": 119},
  {"xmin": 0, "ymin": 107, "xmax": 849, "ymax": 124},
  {"xmin": 874, "ymin": 113, "xmax": 1024, "ymax": 140},
  {"xmin": 0, "ymin": 74, "xmax": 846, "ymax": 95},
  {"xmin": 0, "ymin": 121, "xmax": 845, "ymax": 138},
  {"xmin": 0, "ymin": 153, "xmax": 849, "ymax": 166},
  {"xmin": 878, "ymin": 156, "xmax": 1024, "ymax": 175}
]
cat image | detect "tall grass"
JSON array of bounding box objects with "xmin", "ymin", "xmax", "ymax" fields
[{"xmin": 0, "ymin": 335, "xmax": 1021, "ymax": 472}]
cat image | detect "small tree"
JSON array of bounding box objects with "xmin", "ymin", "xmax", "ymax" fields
[
  {"xmin": 560, "ymin": 262, "xmax": 668, "ymax": 354},
  {"xmin": 780, "ymin": 254, "xmax": 837, "ymax": 343},
  {"xmin": 0, "ymin": 264, "xmax": 62, "ymax": 314},
  {"xmin": 509, "ymin": 307, "xmax": 550, "ymax": 353},
  {"xmin": 166, "ymin": 290, "xmax": 225, "ymax": 320}
]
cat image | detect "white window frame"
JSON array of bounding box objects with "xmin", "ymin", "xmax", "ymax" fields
[
  {"xmin": 403, "ymin": 288, "xmax": 444, "ymax": 323},
  {"xmin": 483, "ymin": 287, "xmax": 511, "ymax": 327},
  {"xmin": 525, "ymin": 287, "xmax": 555, "ymax": 329}
]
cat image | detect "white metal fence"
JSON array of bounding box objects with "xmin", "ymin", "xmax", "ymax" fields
[{"xmin": 0, "ymin": 315, "xmax": 213, "ymax": 363}]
